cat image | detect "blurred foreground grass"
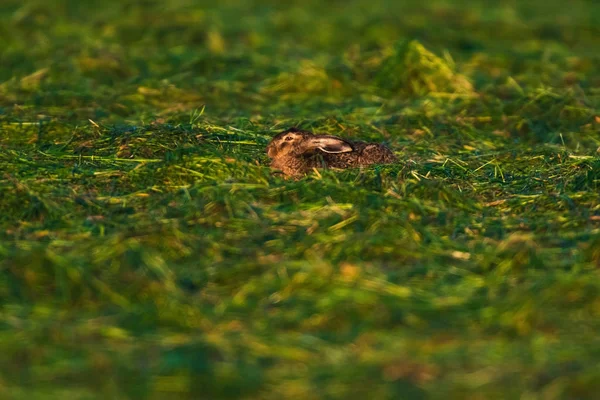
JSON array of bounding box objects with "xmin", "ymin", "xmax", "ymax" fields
[{"xmin": 1, "ymin": 0, "xmax": 600, "ymax": 398}]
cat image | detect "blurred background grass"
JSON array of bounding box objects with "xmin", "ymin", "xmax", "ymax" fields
[{"xmin": 1, "ymin": 0, "xmax": 600, "ymax": 399}]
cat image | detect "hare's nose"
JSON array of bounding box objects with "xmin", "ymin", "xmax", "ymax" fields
[{"xmin": 266, "ymin": 146, "xmax": 275, "ymax": 157}]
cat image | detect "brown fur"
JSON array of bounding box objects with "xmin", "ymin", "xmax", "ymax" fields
[{"xmin": 266, "ymin": 128, "xmax": 397, "ymax": 177}]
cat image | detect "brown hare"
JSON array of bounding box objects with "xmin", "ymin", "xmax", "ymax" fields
[{"xmin": 266, "ymin": 127, "xmax": 397, "ymax": 177}]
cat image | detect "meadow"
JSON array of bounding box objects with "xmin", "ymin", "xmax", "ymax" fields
[{"xmin": 1, "ymin": 0, "xmax": 600, "ymax": 398}]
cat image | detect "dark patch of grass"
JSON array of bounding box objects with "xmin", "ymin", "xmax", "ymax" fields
[{"xmin": 2, "ymin": 0, "xmax": 600, "ymax": 399}]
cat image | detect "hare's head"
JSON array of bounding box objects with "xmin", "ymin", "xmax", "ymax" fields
[{"xmin": 266, "ymin": 128, "xmax": 354, "ymax": 159}]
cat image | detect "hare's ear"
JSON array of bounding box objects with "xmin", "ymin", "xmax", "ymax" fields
[{"xmin": 305, "ymin": 136, "xmax": 353, "ymax": 154}]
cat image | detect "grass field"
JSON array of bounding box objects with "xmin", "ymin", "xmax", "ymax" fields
[{"xmin": 1, "ymin": 0, "xmax": 600, "ymax": 398}]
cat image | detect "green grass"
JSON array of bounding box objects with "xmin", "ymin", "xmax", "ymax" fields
[{"xmin": 1, "ymin": 0, "xmax": 600, "ymax": 398}]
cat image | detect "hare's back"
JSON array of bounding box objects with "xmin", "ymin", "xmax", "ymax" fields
[{"xmin": 354, "ymin": 142, "xmax": 397, "ymax": 164}]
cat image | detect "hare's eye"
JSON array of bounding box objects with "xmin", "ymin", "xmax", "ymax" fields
[{"xmin": 285, "ymin": 136, "xmax": 294, "ymax": 141}]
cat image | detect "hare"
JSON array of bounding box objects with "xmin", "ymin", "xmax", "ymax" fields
[{"xmin": 266, "ymin": 127, "xmax": 397, "ymax": 177}]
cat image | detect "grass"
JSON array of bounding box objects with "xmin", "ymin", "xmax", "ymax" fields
[{"xmin": 1, "ymin": 0, "xmax": 600, "ymax": 398}]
